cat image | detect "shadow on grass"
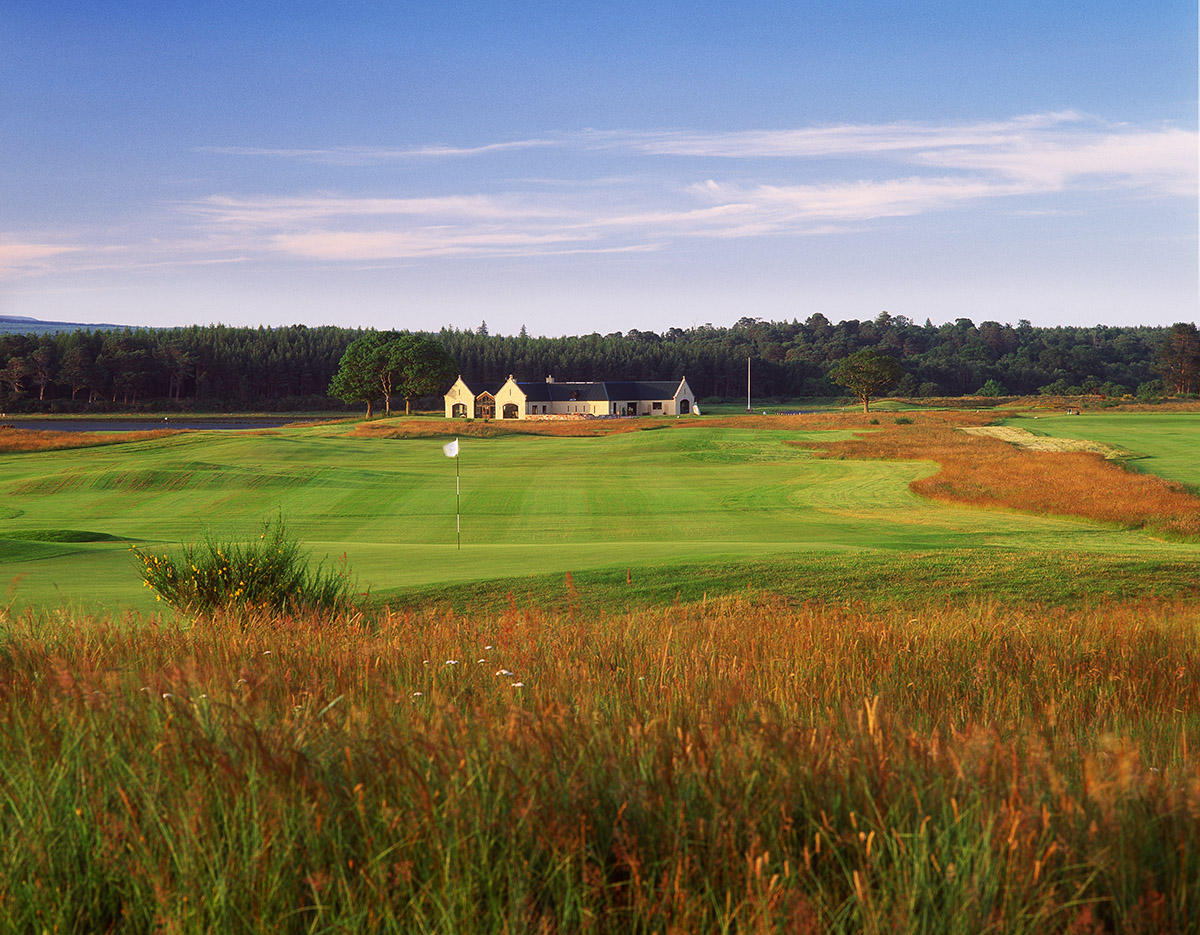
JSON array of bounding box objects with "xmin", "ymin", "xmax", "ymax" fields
[{"xmin": 377, "ymin": 549, "xmax": 1200, "ymax": 616}]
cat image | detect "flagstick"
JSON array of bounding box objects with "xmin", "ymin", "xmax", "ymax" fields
[{"xmin": 455, "ymin": 442, "xmax": 461, "ymax": 551}]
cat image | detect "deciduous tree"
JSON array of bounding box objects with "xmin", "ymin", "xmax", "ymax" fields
[
  {"xmin": 827, "ymin": 349, "xmax": 903, "ymax": 413},
  {"xmin": 329, "ymin": 333, "xmax": 382, "ymax": 418},
  {"xmin": 329, "ymin": 332, "xmax": 458, "ymax": 417}
]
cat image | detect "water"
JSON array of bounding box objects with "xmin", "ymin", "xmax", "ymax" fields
[{"xmin": 0, "ymin": 417, "xmax": 333, "ymax": 433}]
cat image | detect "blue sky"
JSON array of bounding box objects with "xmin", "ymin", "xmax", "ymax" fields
[{"xmin": 2, "ymin": 1, "xmax": 1195, "ymax": 334}]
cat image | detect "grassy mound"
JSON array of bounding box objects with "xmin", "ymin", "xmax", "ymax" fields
[{"xmin": 3, "ymin": 529, "xmax": 124, "ymax": 543}]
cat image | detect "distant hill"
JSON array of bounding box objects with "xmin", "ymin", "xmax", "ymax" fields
[{"xmin": 0, "ymin": 315, "xmax": 130, "ymax": 335}]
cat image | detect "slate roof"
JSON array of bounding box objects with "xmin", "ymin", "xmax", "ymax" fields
[
  {"xmin": 601, "ymin": 381, "xmax": 684, "ymax": 400},
  {"xmin": 515, "ymin": 380, "xmax": 684, "ymax": 401},
  {"xmin": 453, "ymin": 376, "xmax": 689, "ymax": 401},
  {"xmin": 518, "ymin": 382, "xmax": 610, "ymax": 402}
]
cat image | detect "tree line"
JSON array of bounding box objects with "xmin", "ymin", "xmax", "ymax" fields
[{"xmin": 0, "ymin": 316, "xmax": 1196, "ymax": 412}]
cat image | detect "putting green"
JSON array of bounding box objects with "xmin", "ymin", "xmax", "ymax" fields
[
  {"xmin": 1004, "ymin": 412, "xmax": 1200, "ymax": 487},
  {"xmin": 2, "ymin": 421, "xmax": 1197, "ymax": 612}
]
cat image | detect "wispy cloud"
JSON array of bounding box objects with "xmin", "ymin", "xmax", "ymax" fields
[
  {"xmin": 202, "ymin": 113, "xmax": 1196, "ymax": 198},
  {"xmin": 15, "ymin": 114, "xmax": 1197, "ymax": 272},
  {"xmin": 690, "ymin": 176, "xmax": 1036, "ymax": 224},
  {"xmin": 188, "ymin": 194, "xmax": 578, "ymax": 226},
  {"xmin": 0, "ymin": 241, "xmax": 80, "ymax": 277},
  {"xmin": 587, "ymin": 112, "xmax": 1089, "ymax": 158},
  {"xmin": 201, "ymin": 138, "xmax": 561, "ymax": 164},
  {"xmin": 914, "ymin": 127, "xmax": 1198, "ymax": 194}
]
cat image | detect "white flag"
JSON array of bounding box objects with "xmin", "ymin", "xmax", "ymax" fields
[{"xmin": 442, "ymin": 438, "xmax": 459, "ymax": 458}]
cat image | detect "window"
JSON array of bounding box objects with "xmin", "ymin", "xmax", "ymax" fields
[{"xmin": 652, "ymin": 401, "xmax": 662, "ymax": 411}]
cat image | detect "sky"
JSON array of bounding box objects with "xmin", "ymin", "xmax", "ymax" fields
[{"xmin": 1, "ymin": 1, "xmax": 1196, "ymax": 335}]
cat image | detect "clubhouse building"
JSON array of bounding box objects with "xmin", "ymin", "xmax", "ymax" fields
[{"xmin": 444, "ymin": 375, "xmax": 697, "ymax": 420}]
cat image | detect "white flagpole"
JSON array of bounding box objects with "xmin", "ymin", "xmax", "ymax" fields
[{"xmin": 443, "ymin": 437, "xmax": 461, "ymax": 550}]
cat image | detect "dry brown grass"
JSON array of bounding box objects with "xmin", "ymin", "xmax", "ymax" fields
[
  {"xmin": 0, "ymin": 426, "xmax": 180, "ymax": 454},
  {"xmin": 349, "ymin": 410, "xmax": 939, "ymax": 440},
  {"xmin": 350, "ymin": 415, "xmax": 649, "ymax": 439},
  {"xmin": 1, "ymin": 595, "xmax": 1198, "ymax": 930},
  {"xmin": 792, "ymin": 416, "xmax": 1200, "ymax": 538}
]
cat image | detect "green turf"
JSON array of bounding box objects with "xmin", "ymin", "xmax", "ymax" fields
[
  {"xmin": 2, "ymin": 419, "xmax": 1198, "ymax": 612},
  {"xmin": 1003, "ymin": 411, "xmax": 1200, "ymax": 488}
]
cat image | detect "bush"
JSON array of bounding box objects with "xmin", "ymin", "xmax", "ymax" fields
[
  {"xmin": 135, "ymin": 518, "xmax": 359, "ymax": 615},
  {"xmin": 975, "ymin": 379, "xmax": 1006, "ymax": 397},
  {"xmin": 1138, "ymin": 379, "xmax": 1165, "ymax": 401},
  {"xmin": 894, "ymin": 416, "xmax": 913, "ymax": 424}
]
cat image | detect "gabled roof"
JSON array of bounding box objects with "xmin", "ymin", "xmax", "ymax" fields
[
  {"xmin": 517, "ymin": 380, "xmax": 686, "ymax": 401},
  {"xmin": 451, "ymin": 377, "xmax": 690, "ymax": 401}
]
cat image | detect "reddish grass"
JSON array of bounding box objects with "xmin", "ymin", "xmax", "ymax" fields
[
  {"xmin": 0, "ymin": 427, "xmax": 180, "ymax": 454},
  {"xmin": 792, "ymin": 417, "xmax": 1200, "ymax": 538}
]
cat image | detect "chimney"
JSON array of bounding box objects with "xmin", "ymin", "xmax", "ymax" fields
[{"xmin": 546, "ymin": 375, "xmax": 554, "ymax": 383}]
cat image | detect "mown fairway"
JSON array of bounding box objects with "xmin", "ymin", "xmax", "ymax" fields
[
  {"xmin": 3, "ymin": 415, "xmax": 1200, "ymax": 612},
  {"xmin": 1005, "ymin": 411, "xmax": 1200, "ymax": 487}
]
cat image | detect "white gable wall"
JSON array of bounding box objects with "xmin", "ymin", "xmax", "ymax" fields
[{"xmin": 444, "ymin": 376, "xmax": 475, "ymax": 418}]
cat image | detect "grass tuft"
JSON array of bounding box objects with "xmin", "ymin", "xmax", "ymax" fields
[{"xmin": 134, "ymin": 518, "xmax": 359, "ymax": 616}]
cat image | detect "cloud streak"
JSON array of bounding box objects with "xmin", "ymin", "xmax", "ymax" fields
[
  {"xmin": 201, "ymin": 138, "xmax": 562, "ymax": 164},
  {"xmin": 15, "ymin": 114, "xmax": 1197, "ymax": 272},
  {"xmin": 203, "ymin": 112, "xmax": 1197, "ymax": 197},
  {"xmin": 0, "ymin": 241, "xmax": 80, "ymax": 277}
]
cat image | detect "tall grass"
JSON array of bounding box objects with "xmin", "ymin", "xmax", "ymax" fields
[
  {"xmin": 0, "ymin": 595, "xmax": 1197, "ymax": 931},
  {"xmin": 134, "ymin": 519, "xmax": 359, "ymax": 615},
  {"xmin": 0, "ymin": 426, "xmax": 178, "ymax": 453}
]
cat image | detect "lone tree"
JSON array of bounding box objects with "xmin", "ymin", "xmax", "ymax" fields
[
  {"xmin": 329, "ymin": 332, "xmax": 457, "ymax": 417},
  {"xmin": 827, "ymin": 349, "xmax": 903, "ymax": 413}
]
